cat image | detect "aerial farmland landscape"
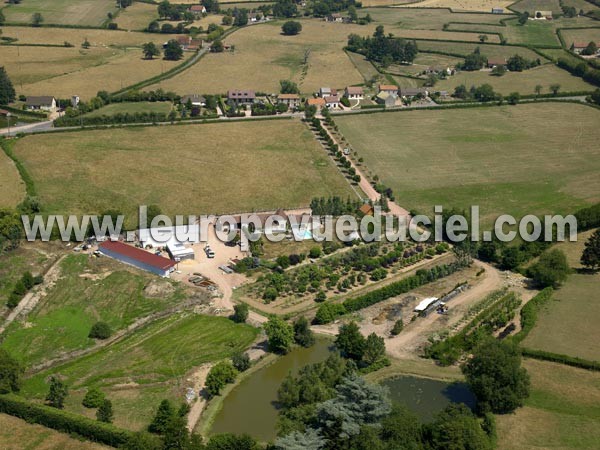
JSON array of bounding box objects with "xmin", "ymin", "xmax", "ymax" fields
[{"xmin": 0, "ymin": 0, "xmax": 599, "ymax": 449}]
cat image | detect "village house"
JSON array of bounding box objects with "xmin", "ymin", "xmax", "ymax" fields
[
  {"xmin": 25, "ymin": 96, "xmax": 57, "ymax": 112},
  {"xmin": 400, "ymin": 87, "xmax": 428, "ymax": 99},
  {"xmin": 487, "ymin": 57, "xmax": 506, "ymax": 69},
  {"xmin": 307, "ymin": 97, "xmax": 326, "ymax": 109},
  {"xmin": 324, "ymin": 95, "xmax": 340, "ymax": 108},
  {"xmin": 378, "ymin": 84, "xmax": 399, "ymax": 96},
  {"xmin": 572, "ymin": 42, "xmax": 597, "ymax": 54},
  {"xmin": 359, "ymin": 203, "xmax": 375, "ymax": 216},
  {"xmin": 189, "ymin": 4, "xmax": 206, "ymax": 17},
  {"xmin": 228, "ymin": 89, "xmax": 256, "ymax": 105},
  {"xmin": 172, "ymin": 36, "xmax": 202, "ymax": 51},
  {"xmin": 319, "ymin": 87, "xmax": 337, "ymax": 98},
  {"xmin": 180, "ymin": 94, "xmax": 206, "ymax": 107},
  {"xmin": 277, "ymin": 93, "xmax": 301, "ymax": 109},
  {"xmin": 248, "ymin": 12, "xmax": 262, "ymax": 22},
  {"xmin": 326, "ymin": 13, "xmax": 344, "ymax": 22},
  {"xmin": 345, "ymin": 86, "xmax": 364, "ymax": 100}
]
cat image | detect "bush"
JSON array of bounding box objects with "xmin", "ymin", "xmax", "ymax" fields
[
  {"xmin": 231, "ymin": 352, "xmax": 251, "ymax": 372},
  {"xmin": 89, "ymin": 322, "xmax": 112, "ymax": 340},
  {"xmin": 82, "ymin": 388, "xmax": 105, "ymax": 409},
  {"xmin": 390, "ymin": 319, "xmax": 404, "ymax": 335},
  {"xmin": 281, "ymin": 20, "xmax": 302, "ymax": 36},
  {"xmin": 205, "ymin": 362, "xmax": 238, "ymax": 397},
  {"xmin": 231, "ymin": 303, "xmax": 249, "ymax": 323}
]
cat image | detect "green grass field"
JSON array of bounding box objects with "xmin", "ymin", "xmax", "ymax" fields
[
  {"xmin": 84, "ymin": 102, "xmax": 173, "ymax": 117},
  {"xmin": 12, "ymin": 120, "xmax": 354, "ymax": 222},
  {"xmin": 335, "ymin": 103, "xmax": 600, "ymax": 223},
  {"xmin": 522, "ymin": 230, "xmax": 600, "ymax": 362},
  {"xmin": 21, "ymin": 313, "xmax": 259, "ymax": 430},
  {"xmin": 561, "ymin": 27, "xmax": 600, "ymax": 48},
  {"xmin": 510, "ymin": 0, "xmax": 562, "ymax": 14},
  {"xmin": 1, "ymin": 0, "xmax": 117, "ymax": 26},
  {"xmin": 114, "ymin": 1, "xmax": 158, "ymax": 31},
  {"xmin": 435, "ymin": 64, "xmax": 595, "ymax": 95},
  {"xmin": 0, "ymin": 413, "xmax": 110, "ymax": 450},
  {"xmin": 1, "ymin": 254, "xmax": 190, "ymax": 367},
  {"xmin": 0, "ymin": 143, "xmax": 25, "ymax": 209},
  {"xmin": 496, "ymin": 358, "xmax": 600, "ymax": 449},
  {"xmin": 418, "ymin": 41, "xmax": 546, "ymax": 60}
]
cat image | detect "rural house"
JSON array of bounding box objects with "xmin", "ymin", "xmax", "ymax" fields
[
  {"xmin": 487, "ymin": 57, "xmax": 506, "ymax": 68},
  {"xmin": 25, "ymin": 96, "xmax": 57, "ymax": 112},
  {"xmin": 277, "ymin": 94, "xmax": 301, "ymax": 109},
  {"xmin": 248, "ymin": 12, "xmax": 263, "ymax": 22},
  {"xmin": 572, "ymin": 42, "xmax": 597, "ymax": 54},
  {"xmin": 307, "ymin": 97, "xmax": 326, "ymax": 109},
  {"xmin": 99, "ymin": 240, "xmax": 175, "ymax": 277},
  {"xmin": 228, "ymin": 89, "xmax": 256, "ymax": 105},
  {"xmin": 319, "ymin": 87, "xmax": 337, "ymax": 97},
  {"xmin": 359, "ymin": 203, "xmax": 375, "ymax": 216},
  {"xmin": 324, "ymin": 95, "xmax": 340, "ymax": 108},
  {"xmin": 345, "ymin": 86, "xmax": 364, "ymax": 100},
  {"xmin": 326, "ymin": 13, "xmax": 344, "ymax": 22},
  {"xmin": 378, "ymin": 84, "xmax": 399, "ymax": 95},
  {"xmin": 189, "ymin": 4, "xmax": 207, "ymax": 16},
  {"xmin": 181, "ymin": 94, "xmax": 206, "ymax": 107},
  {"xmin": 400, "ymin": 87, "xmax": 428, "ymax": 99}
]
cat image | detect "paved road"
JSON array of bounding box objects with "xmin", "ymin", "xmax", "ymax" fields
[{"xmin": 0, "ymin": 120, "xmax": 54, "ymax": 137}]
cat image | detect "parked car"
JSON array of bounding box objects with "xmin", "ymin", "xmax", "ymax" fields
[{"xmin": 204, "ymin": 246, "xmax": 215, "ymax": 258}]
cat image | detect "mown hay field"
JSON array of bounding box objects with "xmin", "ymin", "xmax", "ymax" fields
[
  {"xmin": 389, "ymin": 53, "xmax": 463, "ymax": 75},
  {"xmin": 561, "ymin": 27, "xmax": 600, "ymax": 47},
  {"xmin": 335, "ymin": 103, "xmax": 600, "ymax": 223},
  {"xmin": 1, "ymin": 28, "xmax": 188, "ymax": 99},
  {"xmin": 147, "ymin": 20, "xmax": 377, "ymax": 94},
  {"xmin": 0, "ymin": 145, "xmax": 25, "ymax": 209},
  {"xmin": 13, "ymin": 120, "xmax": 354, "ymax": 220},
  {"xmin": 510, "ymin": 0, "xmax": 562, "ymax": 14},
  {"xmin": 84, "ymin": 101, "xmax": 173, "ymax": 117},
  {"xmin": 363, "ymin": 7, "xmax": 506, "ymax": 30},
  {"xmin": 496, "ymin": 359, "xmax": 600, "ymax": 449},
  {"xmin": 417, "ymin": 40, "xmax": 546, "ymax": 59},
  {"xmin": 435, "ymin": 64, "xmax": 595, "ymax": 94},
  {"xmin": 1, "ymin": 0, "xmax": 117, "ymax": 26},
  {"xmin": 522, "ymin": 229, "xmax": 600, "ymax": 362},
  {"xmin": 396, "ymin": 0, "xmax": 514, "ymax": 11},
  {"xmin": 0, "ymin": 413, "xmax": 110, "ymax": 450},
  {"xmin": 114, "ymin": 1, "xmax": 158, "ymax": 31}
]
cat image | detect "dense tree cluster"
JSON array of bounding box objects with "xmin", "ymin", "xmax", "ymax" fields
[
  {"xmin": 0, "ymin": 67, "xmax": 16, "ymax": 105},
  {"xmin": 6, "ymin": 270, "xmax": 42, "ymax": 308},
  {"xmin": 581, "ymin": 229, "xmax": 600, "ymax": 270},
  {"xmin": 527, "ymin": 248, "xmax": 570, "ymax": 288},
  {"xmin": 347, "ymin": 26, "xmax": 418, "ymax": 66},
  {"xmin": 310, "ymin": 196, "xmax": 363, "ymax": 216},
  {"xmin": 558, "ymin": 57, "xmax": 600, "ymax": 87}
]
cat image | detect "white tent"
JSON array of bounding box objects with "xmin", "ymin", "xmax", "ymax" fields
[{"xmin": 414, "ymin": 297, "xmax": 439, "ymax": 312}]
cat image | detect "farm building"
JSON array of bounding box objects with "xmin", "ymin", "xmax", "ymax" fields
[
  {"xmin": 375, "ymin": 91, "xmax": 397, "ymax": 108},
  {"xmin": 400, "ymin": 87, "xmax": 428, "ymax": 99},
  {"xmin": 487, "ymin": 57, "xmax": 506, "ymax": 68},
  {"xmin": 326, "ymin": 13, "xmax": 344, "ymax": 22},
  {"xmin": 166, "ymin": 241, "xmax": 195, "ymax": 261},
  {"xmin": 571, "ymin": 42, "xmax": 597, "ymax": 54},
  {"xmin": 228, "ymin": 89, "xmax": 256, "ymax": 105},
  {"xmin": 414, "ymin": 297, "xmax": 439, "ymax": 313},
  {"xmin": 277, "ymin": 93, "xmax": 301, "ymax": 108},
  {"xmin": 25, "ymin": 96, "xmax": 56, "ymax": 112},
  {"xmin": 378, "ymin": 84, "xmax": 399, "ymax": 95},
  {"xmin": 181, "ymin": 94, "xmax": 206, "ymax": 106},
  {"xmin": 98, "ymin": 241, "xmax": 176, "ymax": 277},
  {"xmin": 491, "ymin": 7, "xmax": 504, "ymax": 13},
  {"xmin": 138, "ymin": 225, "xmax": 201, "ymax": 248},
  {"xmin": 345, "ymin": 86, "xmax": 364, "ymax": 100},
  {"xmin": 189, "ymin": 4, "xmax": 206, "ymax": 16}
]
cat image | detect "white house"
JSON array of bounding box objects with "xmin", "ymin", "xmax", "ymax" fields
[
  {"xmin": 137, "ymin": 224, "xmax": 200, "ymax": 248},
  {"xmin": 166, "ymin": 240, "xmax": 195, "ymax": 261},
  {"xmin": 25, "ymin": 96, "xmax": 56, "ymax": 112},
  {"xmin": 324, "ymin": 95, "xmax": 340, "ymax": 108},
  {"xmin": 345, "ymin": 86, "xmax": 364, "ymax": 100}
]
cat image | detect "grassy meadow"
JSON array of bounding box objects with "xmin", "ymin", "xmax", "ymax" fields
[
  {"xmin": 496, "ymin": 358, "xmax": 600, "ymax": 449},
  {"xmin": 435, "ymin": 64, "xmax": 595, "ymax": 95},
  {"xmin": 418, "ymin": 40, "xmax": 545, "ymax": 60},
  {"xmin": 510, "ymin": 0, "xmax": 562, "ymax": 14},
  {"xmin": 12, "ymin": 120, "xmax": 354, "ymax": 221},
  {"xmin": 396, "ymin": 0, "xmax": 514, "ymax": 11},
  {"xmin": 0, "ymin": 145, "xmax": 25, "ymax": 209},
  {"xmin": 148, "ymin": 19, "xmax": 376, "ymax": 94},
  {"xmin": 114, "ymin": 1, "xmax": 158, "ymax": 31},
  {"xmin": 1, "ymin": 0, "xmax": 117, "ymax": 26},
  {"xmin": 1, "ymin": 28, "xmax": 189, "ymax": 99},
  {"xmin": 84, "ymin": 101, "xmax": 173, "ymax": 117},
  {"xmin": 335, "ymin": 103, "xmax": 600, "ymax": 223},
  {"xmin": 522, "ymin": 229, "xmax": 600, "ymax": 362},
  {"xmin": 1, "ymin": 254, "xmax": 190, "ymax": 367},
  {"xmin": 561, "ymin": 27, "xmax": 600, "ymax": 47},
  {"xmin": 0, "ymin": 413, "xmax": 110, "ymax": 450},
  {"xmin": 21, "ymin": 313, "xmax": 259, "ymax": 431}
]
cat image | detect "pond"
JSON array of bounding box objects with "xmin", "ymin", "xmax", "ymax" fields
[
  {"xmin": 209, "ymin": 339, "xmax": 334, "ymax": 441},
  {"xmin": 381, "ymin": 375, "xmax": 477, "ymax": 422},
  {"xmin": 209, "ymin": 339, "xmax": 476, "ymax": 441}
]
